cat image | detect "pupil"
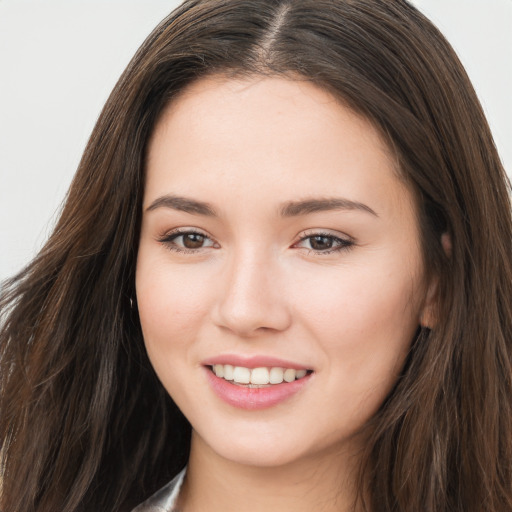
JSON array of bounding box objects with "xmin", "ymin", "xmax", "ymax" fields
[
  {"xmin": 183, "ymin": 233, "xmax": 205, "ymax": 249},
  {"xmin": 311, "ymin": 236, "xmax": 333, "ymax": 250}
]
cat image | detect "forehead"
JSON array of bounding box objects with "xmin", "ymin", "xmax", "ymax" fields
[
  {"xmin": 145, "ymin": 75, "xmax": 415, "ymax": 221},
  {"xmin": 150, "ymin": 75, "xmax": 392, "ymax": 158}
]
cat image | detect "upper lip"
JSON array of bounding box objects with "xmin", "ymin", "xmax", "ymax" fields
[{"xmin": 202, "ymin": 354, "xmax": 312, "ymax": 370}]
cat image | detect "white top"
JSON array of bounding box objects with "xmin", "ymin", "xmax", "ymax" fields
[{"xmin": 131, "ymin": 468, "xmax": 186, "ymax": 512}]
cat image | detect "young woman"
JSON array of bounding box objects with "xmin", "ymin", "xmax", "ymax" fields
[{"xmin": 1, "ymin": 1, "xmax": 511, "ymax": 511}]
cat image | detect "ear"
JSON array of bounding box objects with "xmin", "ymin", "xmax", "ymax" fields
[
  {"xmin": 419, "ymin": 275, "xmax": 438, "ymax": 329},
  {"xmin": 419, "ymin": 233, "xmax": 451, "ymax": 329}
]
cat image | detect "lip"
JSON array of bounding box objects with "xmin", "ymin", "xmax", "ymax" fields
[
  {"xmin": 202, "ymin": 354, "xmax": 311, "ymax": 370},
  {"xmin": 203, "ymin": 365, "xmax": 313, "ymax": 410}
]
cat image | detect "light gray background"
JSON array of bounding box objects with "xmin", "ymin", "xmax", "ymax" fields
[{"xmin": 1, "ymin": 0, "xmax": 511, "ymax": 281}]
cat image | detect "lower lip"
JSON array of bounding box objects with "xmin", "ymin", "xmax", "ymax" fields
[{"xmin": 204, "ymin": 367, "xmax": 312, "ymax": 410}]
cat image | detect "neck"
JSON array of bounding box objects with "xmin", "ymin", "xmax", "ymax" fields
[{"xmin": 176, "ymin": 431, "xmax": 366, "ymax": 512}]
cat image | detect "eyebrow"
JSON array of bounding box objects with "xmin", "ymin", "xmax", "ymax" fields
[
  {"xmin": 146, "ymin": 194, "xmax": 378, "ymax": 218},
  {"xmin": 280, "ymin": 197, "xmax": 378, "ymax": 217},
  {"xmin": 146, "ymin": 195, "xmax": 217, "ymax": 216}
]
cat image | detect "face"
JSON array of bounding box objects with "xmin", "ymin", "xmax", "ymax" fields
[{"xmin": 136, "ymin": 75, "xmax": 432, "ymax": 469}]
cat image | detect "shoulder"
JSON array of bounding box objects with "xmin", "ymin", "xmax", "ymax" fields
[{"xmin": 131, "ymin": 467, "xmax": 187, "ymax": 512}]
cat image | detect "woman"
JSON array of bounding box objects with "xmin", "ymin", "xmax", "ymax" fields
[{"xmin": 1, "ymin": 1, "xmax": 511, "ymax": 511}]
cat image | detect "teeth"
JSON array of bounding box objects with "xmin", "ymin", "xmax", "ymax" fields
[
  {"xmin": 250, "ymin": 367, "xmax": 270, "ymax": 385},
  {"xmin": 233, "ymin": 366, "xmax": 251, "ymax": 384},
  {"xmin": 269, "ymin": 367, "xmax": 284, "ymax": 384},
  {"xmin": 223, "ymin": 364, "xmax": 234, "ymax": 380},
  {"xmin": 211, "ymin": 365, "xmax": 310, "ymax": 385},
  {"xmin": 213, "ymin": 364, "xmax": 224, "ymax": 378},
  {"xmin": 283, "ymin": 368, "xmax": 296, "ymax": 382}
]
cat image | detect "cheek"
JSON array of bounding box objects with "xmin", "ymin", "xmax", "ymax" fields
[
  {"xmin": 135, "ymin": 261, "xmax": 212, "ymax": 408},
  {"xmin": 293, "ymin": 259, "xmax": 421, "ymax": 376},
  {"xmin": 297, "ymin": 269, "xmax": 420, "ymax": 435},
  {"xmin": 135, "ymin": 254, "xmax": 212, "ymax": 359}
]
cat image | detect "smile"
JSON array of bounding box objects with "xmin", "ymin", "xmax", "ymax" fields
[
  {"xmin": 205, "ymin": 363, "xmax": 314, "ymax": 410},
  {"xmin": 210, "ymin": 364, "xmax": 310, "ymax": 386}
]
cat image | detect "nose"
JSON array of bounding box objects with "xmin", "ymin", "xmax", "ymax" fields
[{"xmin": 212, "ymin": 249, "xmax": 292, "ymax": 337}]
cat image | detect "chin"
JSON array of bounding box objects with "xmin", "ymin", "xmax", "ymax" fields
[
  {"xmin": 193, "ymin": 422, "xmax": 307, "ymax": 467},
  {"xmin": 193, "ymin": 419, "xmax": 354, "ymax": 470},
  {"xmin": 217, "ymin": 442, "xmax": 306, "ymax": 468}
]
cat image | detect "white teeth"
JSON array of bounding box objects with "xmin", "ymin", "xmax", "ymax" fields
[
  {"xmin": 223, "ymin": 364, "xmax": 234, "ymax": 381},
  {"xmin": 211, "ymin": 364, "xmax": 310, "ymax": 385},
  {"xmin": 250, "ymin": 367, "xmax": 270, "ymax": 385},
  {"xmin": 283, "ymin": 368, "xmax": 296, "ymax": 382},
  {"xmin": 269, "ymin": 367, "xmax": 284, "ymax": 384},
  {"xmin": 233, "ymin": 366, "xmax": 251, "ymax": 384}
]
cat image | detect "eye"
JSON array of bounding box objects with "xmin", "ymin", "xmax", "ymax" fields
[
  {"xmin": 158, "ymin": 229, "xmax": 218, "ymax": 253},
  {"xmin": 294, "ymin": 232, "xmax": 354, "ymax": 254}
]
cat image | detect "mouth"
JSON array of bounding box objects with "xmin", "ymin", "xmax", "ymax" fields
[{"xmin": 208, "ymin": 364, "xmax": 313, "ymax": 387}]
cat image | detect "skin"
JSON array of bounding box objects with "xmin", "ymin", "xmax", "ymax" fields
[{"xmin": 136, "ymin": 75, "xmax": 435, "ymax": 511}]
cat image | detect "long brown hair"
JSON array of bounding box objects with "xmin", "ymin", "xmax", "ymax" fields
[{"xmin": 1, "ymin": 1, "xmax": 511, "ymax": 511}]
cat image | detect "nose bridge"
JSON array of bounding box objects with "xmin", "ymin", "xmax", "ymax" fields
[{"xmin": 214, "ymin": 243, "xmax": 291, "ymax": 336}]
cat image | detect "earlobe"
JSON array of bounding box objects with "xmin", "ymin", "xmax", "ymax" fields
[
  {"xmin": 419, "ymin": 276, "xmax": 438, "ymax": 329},
  {"xmin": 441, "ymin": 232, "xmax": 452, "ymax": 257}
]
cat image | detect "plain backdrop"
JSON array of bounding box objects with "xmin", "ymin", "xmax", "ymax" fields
[{"xmin": 1, "ymin": 0, "xmax": 511, "ymax": 281}]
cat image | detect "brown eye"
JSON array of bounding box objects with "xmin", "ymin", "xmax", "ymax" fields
[
  {"xmin": 294, "ymin": 232, "xmax": 354, "ymax": 254},
  {"xmin": 309, "ymin": 236, "xmax": 334, "ymax": 251},
  {"xmin": 159, "ymin": 230, "xmax": 217, "ymax": 252},
  {"xmin": 182, "ymin": 233, "xmax": 206, "ymax": 249}
]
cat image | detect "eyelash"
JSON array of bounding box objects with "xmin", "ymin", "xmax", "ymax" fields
[
  {"xmin": 157, "ymin": 229, "xmax": 354, "ymax": 255},
  {"xmin": 157, "ymin": 228, "xmax": 218, "ymax": 254},
  {"xmin": 293, "ymin": 231, "xmax": 354, "ymax": 255}
]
